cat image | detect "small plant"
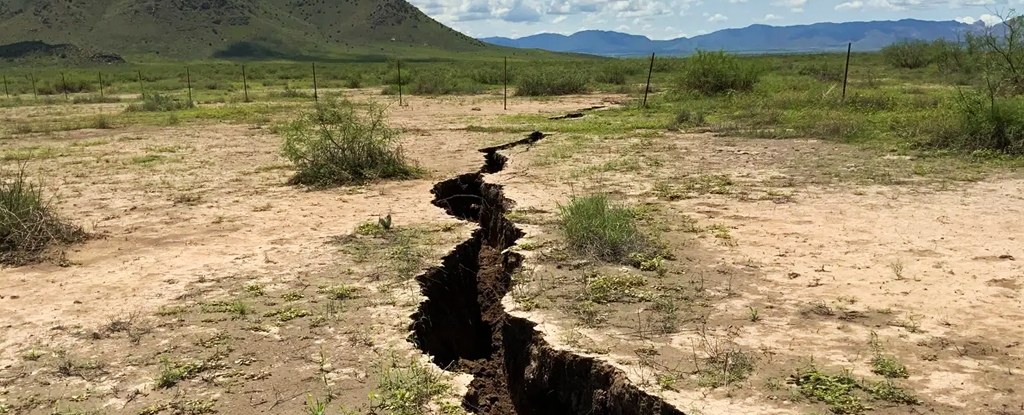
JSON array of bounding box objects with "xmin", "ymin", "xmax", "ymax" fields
[
  {"xmin": 244, "ymin": 284, "xmax": 265, "ymax": 296},
  {"xmin": 888, "ymin": 260, "xmax": 905, "ymax": 280},
  {"xmin": 516, "ymin": 68, "xmax": 590, "ymax": 96},
  {"xmin": 667, "ymin": 110, "xmax": 706, "ymax": 131},
  {"xmin": 1, "ymin": 166, "xmax": 85, "ymax": 266},
  {"xmin": 652, "ymin": 296, "xmax": 680, "ymax": 333},
  {"xmin": 792, "ymin": 368, "xmax": 866, "ymax": 414},
  {"xmin": 871, "ymin": 354, "xmax": 909, "ymax": 379},
  {"xmin": 678, "ymin": 51, "xmax": 763, "ymax": 96},
  {"xmin": 865, "ymin": 380, "xmax": 920, "ymax": 404},
  {"xmin": 305, "ymin": 395, "xmax": 328, "ymax": 415},
  {"xmin": 695, "ymin": 329, "xmax": 756, "ymax": 388},
  {"xmin": 319, "ymin": 285, "xmax": 360, "ymax": 301},
  {"xmin": 559, "ymin": 193, "xmax": 645, "ymax": 262},
  {"xmin": 266, "ymin": 306, "xmax": 310, "ymax": 322},
  {"xmin": 370, "ymin": 356, "xmax": 453, "ymax": 415},
  {"xmin": 749, "ymin": 307, "xmax": 761, "ymax": 322},
  {"xmin": 126, "ymin": 93, "xmax": 193, "ymax": 112},
  {"xmin": 156, "ymin": 357, "xmax": 218, "ymax": 389},
  {"xmin": 281, "ymin": 99, "xmax": 421, "ymax": 187},
  {"xmin": 22, "ymin": 348, "xmax": 44, "ymax": 361},
  {"xmin": 581, "ymin": 272, "xmax": 647, "ymax": 304}
]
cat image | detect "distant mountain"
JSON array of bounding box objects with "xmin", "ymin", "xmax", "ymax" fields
[
  {"xmin": 0, "ymin": 0, "xmax": 495, "ymax": 59},
  {"xmin": 482, "ymin": 19, "xmax": 985, "ymax": 56}
]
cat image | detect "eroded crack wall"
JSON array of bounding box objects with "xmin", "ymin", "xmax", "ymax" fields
[{"xmin": 409, "ymin": 132, "xmax": 686, "ymax": 415}]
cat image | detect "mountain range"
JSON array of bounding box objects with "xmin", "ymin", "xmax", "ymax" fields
[
  {"xmin": 482, "ymin": 19, "xmax": 985, "ymax": 56},
  {"xmin": 0, "ymin": 0, "xmax": 494, "ymax": 60}
]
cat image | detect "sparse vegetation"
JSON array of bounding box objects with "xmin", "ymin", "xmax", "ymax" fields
[
  {"xmin": 281, "ymin": 99, "xmax": 421, "ymax": 187},
  {"xmin": 368, "ymin": 356, "xmax": 458, "ymax": 415},
  {"xmin": 126, "ymin": 93, "xmax": 193, "ymax": 112},
  {"xmin": 792, "ymin": 366, "xmax": 920, "ymax": 414}
]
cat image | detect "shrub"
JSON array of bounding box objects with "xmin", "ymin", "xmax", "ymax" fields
[
  {"xmin": 932, "ymin": 92, "xmax": 1024, "ymax": 155},
  {"xmin": 558, "ymin": 193, "xmax": 644, "ymax": 262},
  {"xmin": 1, "ymin": 166, "xmax": 84, "ymax": 265},
  {"xmin": 516, "ymin": 68, "xmax": 589, "ymax": 96},
  {"xmin": 797, "ymin": 62, "xmax": 844, "ymax": 82},
  {"xmin": 126, "ymin": 93, "xmax": 194, "ymax": 112},
  {"xmin": 409, "ymin": 69, "xmax": 482, "ymax": 95},
  {"xmin": 594, "ymin": 64, "xmax": 632, "ymax": 85},
  {"xmin": 469, "ymin": 67, "xmax": 507, "ymax": 85},
  {"xmin": 882, "ymin": 40, "xmax": 933, "ymax": 69},
  {"xmin": 281, "ymin": 99, "xmax": 420, "ymax": 187},
  {"xmin": 668, "ymin": 110, "xmax": 706, "ymax": 131},
  {"xmin": 677, "ymin": 51, "xmax": 763, "ymax": 96}
]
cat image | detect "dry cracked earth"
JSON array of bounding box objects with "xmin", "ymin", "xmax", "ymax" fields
[{"xmin": 1, "ymin": 91, "xmax": 1022, "ymax": 415}]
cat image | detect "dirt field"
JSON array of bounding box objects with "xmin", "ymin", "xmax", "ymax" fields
[{"xmin": 1, "ymin": 91, "xmax": 1021, "ymax": 415}]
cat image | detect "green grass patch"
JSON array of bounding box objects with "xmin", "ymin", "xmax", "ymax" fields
[{"xmin": 558, "ymin": 193, "xmax": 646, "ymax": 262}]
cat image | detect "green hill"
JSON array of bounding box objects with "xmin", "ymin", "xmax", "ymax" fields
[{"xmin": 0, "ymin": 0, "xmax": 496, "ymax": 60}]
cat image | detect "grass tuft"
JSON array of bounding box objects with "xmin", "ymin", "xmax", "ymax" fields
[
  {"xmin": 558, "ymin": 193, "xmax": 645, "ymax": 262},
  {"xmin": 1, "ymin": 166, "xmax": 84, "ymax": 266}
]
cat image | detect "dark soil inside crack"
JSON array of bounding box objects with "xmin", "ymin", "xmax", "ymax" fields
[{"xmin": 409, "ymin": 132, "xmax": 686, "ymax": 415}]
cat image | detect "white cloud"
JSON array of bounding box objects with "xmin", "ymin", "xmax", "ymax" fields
[
  {"xmin": 707, "ymin": 13, "xmax": 729, "ymax": 22},
  {"xmin": 835, "ymin": 1, "xmax": 864, "ymax": 10}
]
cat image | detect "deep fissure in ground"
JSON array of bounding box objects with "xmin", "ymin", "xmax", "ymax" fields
[{"xmin": 409, "ymin": 133, "xmax": 685, "ymax": 415}]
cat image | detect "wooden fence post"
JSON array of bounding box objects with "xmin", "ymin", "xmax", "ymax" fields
[
  {"xmin": 185, "ymin": 66, "xmax": 193, "ymax": 106},
  {"xmin": 61, "ymin": 72, "xmax": 69, "ymax": 100},
  {"xmin": 312, "ymin": 62, "xmax": 319, "ymax": 104},
  {"xmin": 643, "ymin": 53, "xmax": 655, "ymax": 108},
  {"xmin": 242, "ymin": 65, "xmax": 249, "ymax": 102},
  {"xmin": 842, "ymin": 43, "xmax": 852, "ymax": 102}
]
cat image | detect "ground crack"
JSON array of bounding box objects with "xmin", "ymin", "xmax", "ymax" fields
[{"xmin": 409, "ymin": 132, "xmax": 685, "ymax": 415}]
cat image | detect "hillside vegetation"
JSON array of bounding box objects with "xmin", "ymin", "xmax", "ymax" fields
[{"xmin": 0, "ymin": 0, "xmax": 493, "ymax": 59}]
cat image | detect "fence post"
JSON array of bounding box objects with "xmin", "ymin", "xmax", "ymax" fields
[
  {"xmin": 643, "ymin": 53, "xmax": 655, "ymax": 108},
  {"xmin": 242, "ymin": 64, "xmax": 249, "ymax": 102},
  {"xmin": 138, "ymin": 70, "xmax": 145, "ymax": 99},
  {"xmin": 503, "ymin": 57, "xmax": 508, "ymax": 111},
  {"xmin": 185, "ymin": 66, "xmax": 193, "ymax": 106},
  {"xmin": 397, "ymin": 60, "xmax": 404, "ymax": 107},
  {"xmin": 842, "ymin": 42, "xmax": 852, "ymax": 103},
  {"xmin": 312, "ymin": 62, "xmax": 319, "ymax": 104},
  {"xmin": 61, "ymin": 72, "xmax": 69, "ymax": 100},
  {"xmin": 30, "ymin": 75, "xmax": 37, "ymax": 100},
  {"xmin": 98, "ymin": 72, "xmax": 104, "ymax": 98},
  {"xmin": 2, "ymin": 75, "xmax": 8, "ymax": 98}
]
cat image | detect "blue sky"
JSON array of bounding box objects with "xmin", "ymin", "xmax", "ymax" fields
[{"xmin": 407, "ymin": 0, "xmax": 1016, "ymax": 39}]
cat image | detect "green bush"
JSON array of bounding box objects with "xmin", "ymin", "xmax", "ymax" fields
[
  {"xmin": 409, "ymin": 69, "xmax": 482, "ymax": 95},
  {"xmin": 281, "ymin": 99, "xmax": 420, "ymax": 187},
  {"xmin": 469, "ymin": 67, "xmax": 507, "ymax": 85},
  {"xmin": 559, "ymin": 193, "xmax": 644, "ymax": 262},
  {"xmin": 125, "ymin": 93, "xmax": 194, "ymax": 112},
  {"xmin": 1, "ymin": 167, "xmax": 84, "ymax": 265},
  {"xmin": 797, "ymin": 62, "xmax": 844, "ymax": 82},
  {"xmin": 594, "ymin": 63, "xmax": 632, "ymax": 85},
  {"xmin": 882, "ymin": 40, "xmax": 934, "ymax": 69},
  {"xmin": 515, "ymin": 68, "xmax": 589, "ymax": 96},
  {"xmin": 932, "ymin": 92, "xmax": 1024, "ymax": 155},
  {"xmin": 678, "ymin": 51, "xmax": 763, "ymax": 96}
]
